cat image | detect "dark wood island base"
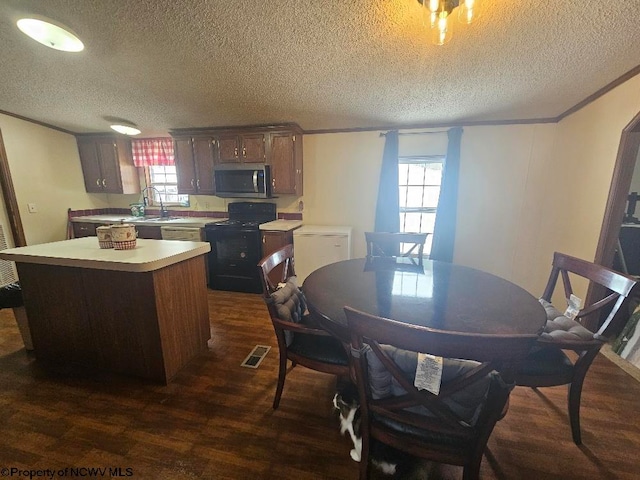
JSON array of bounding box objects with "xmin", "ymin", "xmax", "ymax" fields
[{"xmin": 1, "ymin": 238, "xmax": 211, "ymax": 383}]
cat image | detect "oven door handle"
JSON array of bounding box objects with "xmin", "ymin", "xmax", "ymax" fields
[{"xmin": 253, "ymin": 170, "xmax": 259, "ymax": 193}]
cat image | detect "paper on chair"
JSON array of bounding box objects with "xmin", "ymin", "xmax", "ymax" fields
[{"xmin": 414, "ymin": 353, "xmax": 443, "ymax": 395}]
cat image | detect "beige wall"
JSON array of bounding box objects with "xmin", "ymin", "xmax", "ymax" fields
[
  {"xmin": 545, "ymin": 75, "xmax": 640, "ymax": 262},
  {"xmin": 0, "ymin": 113, "xmax": 108, "ymax": 246},
  {"xmin": 455, "ymin": 124, "xmax": 558, "ymax": 295},
  {"xmin": 528, "ymin": 75, "xmax": 640, "ymax": 301},
  {"xmin": 301, "ymin": 131, "xmax": 385, "ymax": 257}
]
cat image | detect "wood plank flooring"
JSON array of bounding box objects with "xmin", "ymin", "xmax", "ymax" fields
[{"xmin": 0, "ymin": 289, "xmax": 639, "ymax": 479}]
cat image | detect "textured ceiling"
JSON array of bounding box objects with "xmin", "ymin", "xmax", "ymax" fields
[{"xmin": 0, "ymin": 0, "xmax": 639, "ymax": 136}]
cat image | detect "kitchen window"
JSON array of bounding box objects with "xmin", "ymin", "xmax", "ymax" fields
[
  {"xmin": 147, "ymin": 165, "xmax": 189, "ymax": 206},
  {"xmin": 398, "ymin": 155, "xmax": 444, "ymax": 255},
  {"xmin": 132, "ymin": 138, "xmax": 189, "ymax": 207}
]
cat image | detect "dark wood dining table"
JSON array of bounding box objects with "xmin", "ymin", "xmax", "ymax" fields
[{"xmin": 302, "ymin": 257, "xmax": 547, "ymax": 341}]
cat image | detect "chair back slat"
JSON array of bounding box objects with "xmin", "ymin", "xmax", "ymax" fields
[
  {"xmin": 258, "ymin": 244, "xmax": 296, "ymax": 297},
  {"xmin": 542, "ymin": 252, "xmax": 639, "ymax": 338},
  {"xmin": 348, "ymin": 310, "xmax": 537, "ymax": 363},
  {"xmin": 345, "ymin": 306, "xmax": 538, "ymax": 475},
  {"xmin": 365, "ymin": 232, "xmax": 428, "ymax": 262},
  {"xmin": 345, "ymin": 307, "xmax": 537, "ymax": 409},
  {"xmin": 367, "ymin": 339, "xmax": 469, "ymax": 429}
]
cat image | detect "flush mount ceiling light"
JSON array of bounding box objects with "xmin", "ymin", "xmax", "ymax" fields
[
  {"xmin": 16, "ymin": 17, "xmax": 84, "ymax": 52},
  {"xmin": 110, "ymin": 123, "xmax": 141, "ymax": 136},
  {"xmin": 418, "ymin": 0, "xmax": 481, "ymax": 46}
]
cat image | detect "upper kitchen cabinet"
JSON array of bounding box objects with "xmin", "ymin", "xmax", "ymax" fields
[
  {"xmin": 170, "ymin": 124, "xmax": 303, "ymax": 197},
  {"xmin": 173, "ymin": 136, "xmax": 216, "ymax": 195},
  {"xmin": 76, "ymin": 135, "xmax": 140, "ymax": 194},
  {"xmin": 217, "ymin": 133, "xmax": 265, "ymax": 164},
  {"xmin": 269, "ymin": 129, "xmax": 303, "ymax": 196}
]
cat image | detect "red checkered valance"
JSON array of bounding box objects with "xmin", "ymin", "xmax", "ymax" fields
[{"xmin": 131, "ymin": 138, "xmax": 174, "ymax": 167}]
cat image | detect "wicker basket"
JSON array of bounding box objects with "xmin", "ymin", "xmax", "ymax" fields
[{"xmin": 113, "ymin": 239, "xmax": 137, "ymax": 250}]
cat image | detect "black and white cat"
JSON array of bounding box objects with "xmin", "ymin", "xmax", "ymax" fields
[
  {"xmin": 332, "ymin": 386, "xmax": 363, "ymax": 463},
  {"xmin": 333, "ymin": 385, "xmax": 414, "ymax": 477}
]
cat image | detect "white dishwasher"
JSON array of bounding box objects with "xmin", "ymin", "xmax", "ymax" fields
[
  {"xmin": 293, "ymin": 225, "xmax": 352, "ymax": 282},
  {"xmin": 160, "ymin": 226, "xmax": 204, "ymax": 241}
]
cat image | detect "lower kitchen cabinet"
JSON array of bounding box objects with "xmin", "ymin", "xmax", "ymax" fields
[
  {"xmin": 262, "ymin": 230, "xmax": 293, "ymax": 257},
  {"xmin": 73, "ymin": 222, "xmax": 100, "ymax": 238},
  {"xmin": 135, "ymin": 225, "xmax": 162, "ymax": 239},
  {"xmin": 73, "ymin": 223, "xmax": 162, "ymax": 240},
  {"xmin": 261, "ymin": 229, "xmax": 294, "ymax": 284}
]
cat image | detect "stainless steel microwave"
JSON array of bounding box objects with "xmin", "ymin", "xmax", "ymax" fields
[{"xmin": 213, "ymin": 164, "xmax": 272, "ymax": 198}]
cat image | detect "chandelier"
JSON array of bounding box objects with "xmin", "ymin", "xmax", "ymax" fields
[{"xmin": 418, "ymin": 0, "xmax": 480, "ymax": 45}]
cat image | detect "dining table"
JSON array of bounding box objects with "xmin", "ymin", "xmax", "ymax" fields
[{"xmin": 302, "ymin": 257, "xmax": 547, "ymax": 341}]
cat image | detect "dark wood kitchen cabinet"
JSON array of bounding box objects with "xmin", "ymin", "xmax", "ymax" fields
[
  {"xmin": 72, "ymin": 222, "xmax": 162, "ymax": 239},
  {"xmin": 261, "ymin": 229, "xmax": 295, "ymax": 284},
  {"xmin": 269, "ymin": 130, "xmax": 303, "ymax": 196},
  {"xmin": 135, "ymin": 225, "xmax": 163, "ymax": 239},
  {"xmin": 76, "ymin": 135, "xmax": 140, "ymax": 194},
  {"xmin": 173, "ymin": 136, "xmax": 217, "ymax": 195},
  {"xmin": 262, "ymin": 230, "xmax": 293, "ymax": 258},
  {"xmin": 73, "ymin": 222, "xmax": 101, "ymax": 238},
  {"xmin": 217, "ymin": 133, "xmax": 266, "ymax": 164},
  {"xmin": 7, "ymin": 243, "xmax": 210, "ymax": 383},
  {"xmin": 170, "ymin": 124, "xmax": 303, "ymax": 197}
]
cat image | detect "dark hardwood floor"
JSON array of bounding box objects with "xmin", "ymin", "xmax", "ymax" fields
[{"xmin": 0, "ymin": 289, "xmax": 639, "ymax": 479}]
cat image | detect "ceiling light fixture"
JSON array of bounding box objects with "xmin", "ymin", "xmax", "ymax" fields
[
  {"xmin": 419, "ymin": 0, "xmax": 480, "ymax": 46},
  {"xmin": 110, "ymin": 123, "xmax": 141, "ymax": 136},
  {"xmin": 16, "ymin": 17, "xmax": 84, "ymax": 52}
]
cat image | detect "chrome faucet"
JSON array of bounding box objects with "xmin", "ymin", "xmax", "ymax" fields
[{"xmin": 141, "ymin": 186, "xmax": 169, "ymax": 218}]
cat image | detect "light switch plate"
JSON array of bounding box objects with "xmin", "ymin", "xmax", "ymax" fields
[{"xmin": 27, "ymin": 203, "xmax": 37, "ymax": 213}]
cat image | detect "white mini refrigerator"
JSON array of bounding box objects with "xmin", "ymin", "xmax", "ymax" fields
[{"xmin": 293, "ymin": 225, "xmax": 352, "ymax": 283}]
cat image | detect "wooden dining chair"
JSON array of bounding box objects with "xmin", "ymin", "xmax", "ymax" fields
[
  {"xmin": 344, "ymin": 306, "xmax": 538, "ymax": 480},
  {"xmin": 515, "ymin": 252, "xmax": 639, "ymax": 445},
  {"xmin": 258, "ymin": 244, "xmax": 350, "ymax": 409},
  {"xmin": 365, "ymin": 231, "xmax": 429, "ymax": 264}
]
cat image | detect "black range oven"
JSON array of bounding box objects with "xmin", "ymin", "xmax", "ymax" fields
[{"xmin": 205, "ymin": 202, "xmax": 277, "ymax": 293}]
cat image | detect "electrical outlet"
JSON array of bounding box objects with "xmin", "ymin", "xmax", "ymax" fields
[
  {"xmin": 204, "ymin": 202, "xmax": 210, "ymax": 210},
  {"xmin": 27, "ymin": 203, "xmax": 38, "ymax": 213}
]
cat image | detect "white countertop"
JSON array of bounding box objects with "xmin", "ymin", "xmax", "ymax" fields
[
  {"xmin": 293, "ymin": 225, "xmax": 353, "ymax": 235},
  {"xmin": 71, "ymin": 215, "xmax": 217, "ymax": 228},
  {"xmin": 259, "ymin": 219, "xmax": 303, "ymax": 231},
  {"xmin": 0, "ymin": 237, "xmax": 211, "ymax": 272}
]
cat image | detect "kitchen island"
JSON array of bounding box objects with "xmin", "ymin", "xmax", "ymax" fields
[{"xmin": 0, "ymin": 237, "xmax": 211, "ymax": 383}]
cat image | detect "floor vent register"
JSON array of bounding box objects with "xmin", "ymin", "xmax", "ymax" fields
[{"xmin": 241, "ymin": 345, "xmax": 271, "ymax": 368}]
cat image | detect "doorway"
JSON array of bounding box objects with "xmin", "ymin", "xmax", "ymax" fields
[
  {"xmin": 589, "ymin": 111, "xmax": 640, "ymax": 331},
  {"xmin": 0, "ymin": 129, "xmax": 26, "ymax": 247},
  {"xmin": 594, "ymin": 112, "xmax": 640, "ymax": 268}
]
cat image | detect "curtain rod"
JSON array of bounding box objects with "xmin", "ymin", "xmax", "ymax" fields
[{"xmin": 379, "ymin": 130, "xmax": 449, "ymax": 137}]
